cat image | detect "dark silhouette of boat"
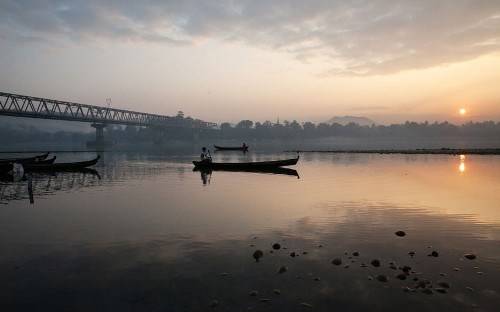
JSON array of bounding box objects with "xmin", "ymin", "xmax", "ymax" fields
[
  {"xmin": 194, "ymin": 166, "xmax": 299, "ymax": 178},
  {"xmin": 0, "ymin": 152, "xmax": 49, "ymax": 164},
  {"xmin": 193, "ymin": 156, "xmax": 299, "ymax": 169},
  {"xmin": 23, "ymin": 156, "xmax": 100, "ymax": 171},
  {"xmin": 36, "ymin": 156, "xmax": 57, "ymax": 164},
  {"xmin": 214, "ymin": 145, "xmax": 249, "ymax": 152},
  {"xmin": 0, "ymin": 163, "xmax": 13, "ymax": 175}
]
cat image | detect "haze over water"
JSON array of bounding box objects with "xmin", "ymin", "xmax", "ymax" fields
[{"xmin": 1, "ymin": 152, "xmax": 500, "ymax": 311}]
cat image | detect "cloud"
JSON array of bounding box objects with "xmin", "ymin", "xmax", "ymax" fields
[{"xmin": 1, "ymin": 0, "xmax": 500, "ymax": 75}]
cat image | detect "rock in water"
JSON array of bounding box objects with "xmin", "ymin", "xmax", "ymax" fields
[
  {"xmin": 464, "ymin": 253, "xmax": 477, "ymax": 260},
  {"xmin": 396, "ymin": 273, "xmax": 407, "ymax": 280},
  {"xmin": 352, "ymin": 251, "xmax": 360, "ymax": 256},
  {"xmin": 273, "ymin": 289, "xmax": 281, "ymax": 295},
  {"xmin": 272, "ymin": 243, "xmax": 281, "ymax": 250},
  {"xmin": 437, "ymin": 281, "xmax": 450, "ymax": 289},
  {"xmin": 300, "ymin": 302, "xmax": 313, "ymax": 308},
  {"xmin": 249, "ymin": 290, "xmax": 258, "ymax": 297},
  {"xmin": 395, "ymin": 230, "xmax": 406, "ymax": 237},
  {"xmin": 332, "ymin": 258, "xmax": 342, "ymax": 266},
  {"xmin": 209, "ymin": 300, "xmax": 219, "ymax": 308},
  {"xmin": 428, "ymin": 251, "xmax": 439, "ymax": 257},
  {"xmin": 253, "ymin": 250, "xmax": 264, "ymax": 262},
  {"xmin": 371, "ymin": 259, "xmax": 381, "ymax": 267},
  {"xmin": 376, "ymin": 275, "xmax": 388, "ymax": 282},
  {"xmin": 290, "ymin": 252, "xmax": 296, "ymax": 258},
  {"xmin": 278, "ymin": 266, "xmax": 288, "ymax": 274}
]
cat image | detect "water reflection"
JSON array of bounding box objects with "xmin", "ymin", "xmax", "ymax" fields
[
  {"xmin": 194, "ymin": 167, "xmax": 300, "ymax": 186},
  {"xmin": 1, "ymin": 152, "xmax": 500, "ymax": 311},
  {"xmin": 459, "ymin": 155, "xmax": 466, "ymax": 174},
  {"xmin": 2, "ymin": 202, "xmax": 499, "ymax": 311},
  {"xmin": 0, "ymin": 170, "xmax": 101, "ymax": 204}
]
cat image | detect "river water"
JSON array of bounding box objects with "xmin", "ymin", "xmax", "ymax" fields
[{"xmin": 1, "ymin": 152, "xmax": 500, "ymax": 311}]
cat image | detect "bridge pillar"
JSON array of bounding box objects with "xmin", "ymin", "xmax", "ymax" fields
[{"xmin": 87, "ymin": 123, "xmax": 108, "ymax": 150}]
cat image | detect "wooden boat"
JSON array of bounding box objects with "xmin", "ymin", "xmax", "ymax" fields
[
  {"xmin": 194, "ymin": 166, "xmax": 299, "ymax": 177},
  {"xmin": 23, "ymin": 156, "xmax": 100, "ymax": 171},
  {"xmin": 214, "ymin": 145, "xmax": 249, "ymax": 152},
  {"xmin": 0, "ymin": 163, "xmax": 13, "ymax": 175},
  {"xmin": 193, "ymin": 156, "xmax": 299, "ymax": 169},
  {"xmin": 36, "ymin": 156, "xmax": 57, "ymax": 164},
  {"xmin": 0, "ymin": 152, "xmax": 49, "ymax": 164}
]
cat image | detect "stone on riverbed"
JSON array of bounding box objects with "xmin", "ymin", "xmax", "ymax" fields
[
  {"xmin": 396, "ymin": 273, "xmax": 407, "ymax": 280},
  {"xmin": 209, "ymin": 300, "xmax": 219, "ymax": 308},
  {"xmin": 278, "ymin": 266, "xmax": 288, "ymax": 274},
  {"xmin": 253, "ymin": 250, "xmax": 264, "ymax": 262},
  {"xmin": 371, "ymin": 259, "xmax": 381, "ymax": 267},
  {"xmin": 376, "ymin": 275, "xmax": 388, "ymax": 282},
  {"xmin": 428, "ymin": 251, "xmax": 439, "ymax": 257},
  {"xmin": 464, "ymin": 253, "xmax": 477, "ymax": 260},
  {"xmin": 395, "ymin": 230, "xmax": 406, "ymax": 237},
  {"xmin": 272, "ymin": 243, "xmax": 281, "ymax": 250},
  {"xmin": 332, "ymin": 258, "xmax": 342, "ymax": 266}
]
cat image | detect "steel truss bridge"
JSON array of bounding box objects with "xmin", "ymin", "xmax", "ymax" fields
[
  {"xmin": 0, "ymin": 91, "xmax": 217, "ymax": 146},
  {"xmin": 0, "ymin": 91, "xmax": 216, "ymax": 128}
]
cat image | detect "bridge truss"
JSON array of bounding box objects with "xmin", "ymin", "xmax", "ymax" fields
[{"xmin": 0, "ymin": 91, "xmax": 216, "ymax": 129}]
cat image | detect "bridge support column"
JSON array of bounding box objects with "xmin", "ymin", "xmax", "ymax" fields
[{"xmin": 87, "ymin": 123, "xmax": 108, "ymax": 150}]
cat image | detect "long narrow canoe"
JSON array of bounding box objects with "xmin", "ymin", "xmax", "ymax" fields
[
  {"xmin": 0, "ymin": 152, "xmax": 49, "ymax": 164},
  {"xmin": 36, "ymin": 156, "xmax": 57, "ymax": 164},
  {"xmin": 0, "ymin": 163, "xmax": 13, "ymax": 175},
  {"xmin": 193, "ymin": 156, "xmax": 299, "ymax": 169},
  {"xmin": 214, "ymin": 145, "xmax": 249, "ymax": 152},
  {"xmin": 24, "ymin": 156, "xmax": 100, "ymax": 171}
]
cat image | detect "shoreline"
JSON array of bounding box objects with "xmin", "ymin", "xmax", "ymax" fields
[{"xmin": 285, "ymin": 148, "xmax": 500, "ymax": 155}]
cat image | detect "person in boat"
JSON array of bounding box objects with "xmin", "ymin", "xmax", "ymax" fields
[{"xmin": 200, "ymin": 147, "xmax": 212, "ymax": 161}]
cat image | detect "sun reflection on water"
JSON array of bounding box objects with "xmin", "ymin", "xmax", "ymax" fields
[{"xmin": 459, "ymin": 155, "xmax": 466, "ymax": 173}]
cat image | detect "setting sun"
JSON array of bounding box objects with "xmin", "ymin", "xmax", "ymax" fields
[{"xmin": 459, "ymin": 108, "xmax": 467, "ymax": 116}]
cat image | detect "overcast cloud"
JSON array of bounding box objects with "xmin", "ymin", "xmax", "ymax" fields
[{"xmin": 1, "ymin": 0, "xmax": 500, "ymax": 75}]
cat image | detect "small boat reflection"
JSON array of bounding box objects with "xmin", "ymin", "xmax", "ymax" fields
[
  {"xmin": 194, "ymin": 166, "xmax": 300, "ymax": 185},
  {"xmin": 0, "ymin": 169, "xmax": 101, "ymax": 204}
]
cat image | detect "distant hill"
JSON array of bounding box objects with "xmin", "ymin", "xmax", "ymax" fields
[{"xmin": 326, "ymin": 116, "xmax": 376, "ymax": 126}]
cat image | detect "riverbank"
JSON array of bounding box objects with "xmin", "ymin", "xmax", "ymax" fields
[{"xmin": 286, "ymin": 148, "xmax": 500, "ymax": 155}]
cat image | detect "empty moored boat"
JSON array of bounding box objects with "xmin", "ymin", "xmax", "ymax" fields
[
  {"xmin": 214, "ymin": 145, "xmax": 249, "ymax": 151},
  {"xmin": 0, "ymin": 152, "xmax": 49, "ymax": 164},
  {"xmin": 193, "ymin": 156, "xmax": 299, "ymax": 169},
  {"xmin": 23, "ymin": 156, "xmax": 100, "ymax": 171}
]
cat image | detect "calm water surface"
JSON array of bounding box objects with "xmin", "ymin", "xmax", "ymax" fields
[{"xmin": 1, "ymin": 152, "xmax": 500, "ymax": 311}]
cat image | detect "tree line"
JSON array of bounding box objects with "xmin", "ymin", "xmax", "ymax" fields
[{"xmin": 1, "ymin": 118, "xmax": 499, "ymax": 145}]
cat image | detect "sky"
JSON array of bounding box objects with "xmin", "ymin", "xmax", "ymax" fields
[{"xmin": 1, "ymin": 0, "xmax": 500, "ymax": 124}]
